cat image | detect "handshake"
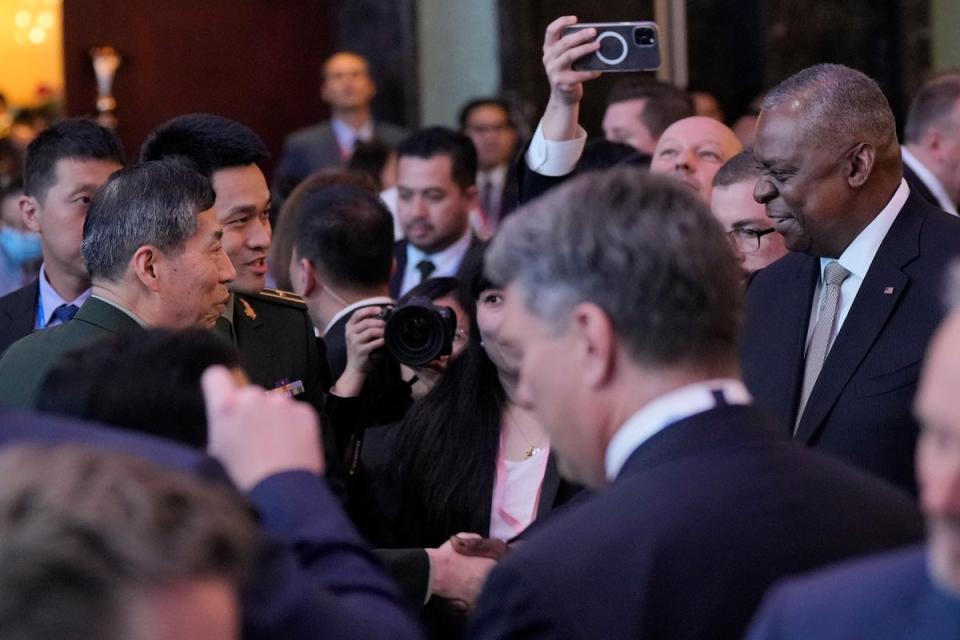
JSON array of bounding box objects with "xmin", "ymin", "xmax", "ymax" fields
[{"xmin": 426, "ymin": 533, "xmax": 512, "ymax": 612}]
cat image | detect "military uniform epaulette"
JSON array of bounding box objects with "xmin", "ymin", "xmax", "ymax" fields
[{"xmin": 243, "ymin": 288, "xmax": 308, "ymax": 309}]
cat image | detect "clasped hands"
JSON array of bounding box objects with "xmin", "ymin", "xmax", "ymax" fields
[{"xmin": 426, "ymin": 533, "xmax": 511, "ymax": 612}]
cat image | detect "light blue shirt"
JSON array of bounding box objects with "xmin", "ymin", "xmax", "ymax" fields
[
  {"xmin": 330, "ymin": 117, "xmax": 375, "ymax": 158},
  {"xmin": 35, "ymin": 263, "xmax": 92, "ymax": 329}
]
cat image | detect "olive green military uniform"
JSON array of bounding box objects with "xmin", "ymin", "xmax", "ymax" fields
[{"xmin": 0, "ymin": 297, "xmax": 141, "ymax": 409}]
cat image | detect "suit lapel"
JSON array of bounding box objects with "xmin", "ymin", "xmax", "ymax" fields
[
  {"xmin": 795, "ymin": 199, "xmax": 922, "ymax": 443},
  {"xmin": 761, "ymin": 257, "xmax": 819, "ymax": 430},
  {"xmin": 536, "ymin": 454, "xmax": 562, "ymax": 516},
  {"xmin": 2, "ymin": 279, "xmax": 39, "ymax": 335}
]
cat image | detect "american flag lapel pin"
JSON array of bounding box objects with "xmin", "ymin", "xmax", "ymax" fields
[{"xmin": 883, "ymin": 286, "xmax": 895, "ymax": 295}]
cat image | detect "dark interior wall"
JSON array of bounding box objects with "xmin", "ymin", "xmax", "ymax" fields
[
  {"xmin": 63, "ymin": 0, "xmax": 337, "ymax": 178},
  {"xmin": 498, "ymin": 0, "xmax": 657, "ymax": 138}
]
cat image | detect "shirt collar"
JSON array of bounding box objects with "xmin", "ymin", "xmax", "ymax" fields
[
  {"xmin": 478, "ymin": 164, "xmax": 509, "ymax": 189},
  {"xmin": 89, "ymin": 294, "xmax": 148, "ymax": 327},
  {"xmin": 37, "ymin": 263, "xmax": 92, "ymax": 327},
  {"xmin": 323, "ymin": 295, "xmax": 394, "ymax": 336},
  {"xmin": 405, "ymin": 230, "xmax": 473, "ymax": 278},
  {"xmin": 330, "ymin": 117, "xmax": 374, "ymax": 146},
  {"xmin": 604, "ymin": 379, "xmax": 752, "ymax": 481},
  {"xmin": 820, "ymin": 178, "xmax": 910, "ymax": 281},
  {"xmin": 902, "ymin": 147, "xmax": 958, "ymax": 215},
  {"xmin": 220, "ymin": 293, "xmax": 235, "ymax": 323}
]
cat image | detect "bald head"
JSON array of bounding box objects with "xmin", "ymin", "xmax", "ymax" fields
[{"xmin": 650, "ymin": 116, "xmax": 742, "ymax": 203}]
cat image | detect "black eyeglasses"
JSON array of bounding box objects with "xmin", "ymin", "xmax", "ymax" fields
[{"xmin": 727, "ymin": 227, "xmax": 777, "ymax": 253}]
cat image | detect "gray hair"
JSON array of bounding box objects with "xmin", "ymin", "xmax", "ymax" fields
[
  {"xmin": 762, "ymin": 63, "xmax": 897, "ymax": 151},
  {"xmin": 0, "ymin": 445, "xmax": 255, "ymax": 640},
  {"xmin": 904, "ymin": 71, "xmax": 960, "ymax": 144},
  {"xmin": 486, "ymin": 168, "xmax": 743, "ymax": 369},
  {"xmin": 81, "ymin": 160, "xmax": 215, "ymax": 282}
]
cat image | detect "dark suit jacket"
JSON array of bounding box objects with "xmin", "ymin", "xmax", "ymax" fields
[
  {"xmin": 0, "ymin": 278, "xmax": 38, "ymax": 356},
  {"xmin": 389, "ymin": 236, "xmax": 486, "ymax": 299},
  {"xmin": 741, "ymin": 192, "xmax": 960, "ymax": 493},
  {"xmin": 746, "ymin": 545, "xmax": 960, "ymax": 639},
  {"xmin": 903, "ymin": 161, "xmax": 941, "ymax": 211},
  {"xmin": 0, "ymin": 296, "xmax": 140, "ymax": 409},
  {"xmin": 0, "ymin": 406, "xmax": 422, "ymax": 640},
  {"xmin": 468, "ymin": 404, "xmax": 923, "ymax": 640},
  {"xmin": 275, "ymin": 120, "xmax": 409, "ymax": 187}
]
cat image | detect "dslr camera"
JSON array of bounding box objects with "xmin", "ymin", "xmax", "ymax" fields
[{"xmin": 379, "ymin": 297, "xmax": 458, "ymax": 367}]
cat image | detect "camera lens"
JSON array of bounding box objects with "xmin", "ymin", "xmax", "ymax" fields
[
  {"xmin": 634, "ymin": 27, "xmax": 656, "ymax": 47},
  {"xmin": 383, "ymin": 298, "xmax": 457, "ymax": 366}
]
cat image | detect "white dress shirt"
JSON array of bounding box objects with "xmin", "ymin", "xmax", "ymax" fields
[
  {"xmin": 35, "ymin": 263, "xmax": 92, "ymax": 329},
  {"xmin": 398, "ymin": 230, "xmax": 472, "ymax": 297},
  {"xmin": 902, "ymin": 147, "xmax": 958, "ymax": 215},
  {"xmin": 805, "ymin": 179, "xmax": 910, "ymax": 351},
  {"xmin": 604, "ymin": 379, "xmax": 752, "ymax": 481},
  {"xmin": 323, "ymin": 295, "xmax": 394, "ymax": 337},
  {"xmin": 524, "ymin": 120, "xmax": 588, "ymax": 177}
]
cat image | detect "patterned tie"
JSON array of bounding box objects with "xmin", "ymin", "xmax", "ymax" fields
[
  {"xmin": 795, "ymin": 261, "xmax": 851, "ymax": 433},
  {"xmin": 416, "ymin": 259, "xmax": 436, "ymax": 283},
  {"xmin": 51, "ymin": 303, "xmax": 79, "ymax": 324}
]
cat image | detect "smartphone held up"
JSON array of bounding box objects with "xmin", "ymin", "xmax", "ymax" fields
[{"xmin": 563, "ymin": 21, "xmax": 661, "ymax": 73}]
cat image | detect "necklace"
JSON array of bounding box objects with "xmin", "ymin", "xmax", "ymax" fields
[{"xmin": 504, "ymin": 408, "xmax": 545, "ymax": 460}]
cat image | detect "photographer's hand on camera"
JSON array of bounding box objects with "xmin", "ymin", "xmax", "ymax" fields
[
  {"xmin": 542, "ymin": 15, "xmax": 601, "ymax": 141},
  {"xmin": 331, "ymin": 306, "xmax": 387, "ymax": 398}
]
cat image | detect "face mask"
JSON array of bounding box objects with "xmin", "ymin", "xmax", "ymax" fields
[{"xmin": 0, "ymin": 228, "xmax": 42, "ymax": 265}]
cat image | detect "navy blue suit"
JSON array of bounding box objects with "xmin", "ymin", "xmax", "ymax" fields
[
  {"xmin": 0, "ymin": 278, "xmax": 38, "ymax": 356},
  {"xmin": 0, "ymin": 407, "xmax": 422, "ymax": 640},
  {"xmin": 741, "ymin": 192, "xmax": 960, "ymax": 493},
  {"xmin": 902, "ymin": 162, "xmax": 941, "ymax": 211},
  {"xmin": 468, "ymin": 404, "xmax": 923, "ymax": 640},
  {"xmin": 746, "ymin": 545, "xmax": 960, "ymax": 639}
]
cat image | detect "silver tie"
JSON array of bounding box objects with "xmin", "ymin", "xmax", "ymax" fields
[{"xmin": 795, "ymin": 261, "xmax": 851, "ymax": 433}]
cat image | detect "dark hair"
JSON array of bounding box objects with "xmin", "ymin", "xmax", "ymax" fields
[
  {"xmin": 487, "ymin": 168, "xmax": 742, "ymax": 370},
  {"xmin": 904, "ymin": 72, "xmax": 960, "ymax": 144},
  {"xmin": 397, "ymin": 276, "xmax": 460, "ymax": 306},
  {"xmin": 269, "ymin": 169, "xmax": 379, "ymax": 290},
  {"xmin": 291, "ymin": 184, "xmax": 394, "ymax": 290},
  {"xmin": 81, "ymin": 160, "xmax": 215, "ymax": 282},
  {"xmin": 713, "ymin": 149, "xmax": 759, "ymax": 188},
  {"xmin": 23, "ymin": 118, "xmax": 124, "ymax": 202},
  {"xmin": 458, "ymin": 98, "xmax": 516, "ymax": 130},
  {"xmin": 606, "ymin": 78, "xmax": 695, "ymax": 140},
  {"xmin": 396, "ymin": 127, "xmax": 477, "ymax": 190},
  {"xmin": 347, "ymin": 139, "xmax": 394, "ymax": 190},
  {"xmin": 0, "ymin": 445, "xmax": 255, "ymax": 640},
  {"xmin": 37, "ymin": 329, "xmax": 241, "ymax": 447},
  {"xmin": 386, "ymin": 245, "xmax": 504, "ymax": 545},
  {"xmin": 139, "ymin": 113, "xmax": 268, "ymax": 177},
  {"xmin": 0, "ymin": 178, "xmax": 23, "ymax": 202}
]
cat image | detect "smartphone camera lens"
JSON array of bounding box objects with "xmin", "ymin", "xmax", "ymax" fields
[{"xmin": 634, "ymin": 27, "xmax": 656, "ymax": 47}]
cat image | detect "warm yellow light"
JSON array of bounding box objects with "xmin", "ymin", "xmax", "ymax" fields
[{"xmin": 0, "ymin": 0, "xmax": 63, "ymax": 106}]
